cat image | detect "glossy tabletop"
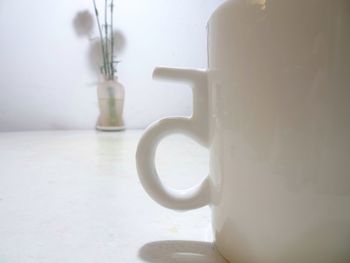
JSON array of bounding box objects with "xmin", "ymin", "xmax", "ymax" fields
[{"xmin": 0, "ymin": 131, "xmax": 227, "ymax": 263}]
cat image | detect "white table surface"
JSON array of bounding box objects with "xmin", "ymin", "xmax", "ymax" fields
[{"xmin": 0, "ymin": 131, "xmax": 227, "ymax": 263}]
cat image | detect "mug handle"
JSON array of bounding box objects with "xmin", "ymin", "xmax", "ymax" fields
[{"xmin": 136, "ymin": 67, "xmax": 210, "ymax": 210}]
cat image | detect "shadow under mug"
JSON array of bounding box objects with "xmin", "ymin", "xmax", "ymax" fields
[{"xmin": 139, "ymin": 240, "xmax": 227, "ymax": 263}]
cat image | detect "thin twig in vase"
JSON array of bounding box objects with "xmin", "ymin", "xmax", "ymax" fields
[
  {"xmin": 104, "ymin": 0, "xmax": 110, "ymax": 78},
  {"xmin": 92, "ymin": 0, "xmax": 118, "ymax": 80},
  {"xmin": 110, "ymin": 0, "xmax": 115, "ymax": 75},
  {"xmin": 92, "ymin": 0, "xmax": 107, "ymax": 76}
]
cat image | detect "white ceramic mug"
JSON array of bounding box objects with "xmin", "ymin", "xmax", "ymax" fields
[{"xmin": 136, "ymin": 1, "xmax": 350, "ymax": 262}]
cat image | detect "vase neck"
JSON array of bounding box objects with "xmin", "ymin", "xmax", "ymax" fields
[{"xmin": 102, "ymin": 75, "xmax": 118, "ymax": 82}]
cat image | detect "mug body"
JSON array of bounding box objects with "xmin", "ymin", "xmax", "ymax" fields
[{"xmin": 207, "ymin": 0, "xmax": 350, "ymax": 262}]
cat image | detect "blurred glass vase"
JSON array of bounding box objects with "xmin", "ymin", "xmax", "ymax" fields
[{"xmin": 96, "ymin": 78, "xmax": 125, "ymax": 131}]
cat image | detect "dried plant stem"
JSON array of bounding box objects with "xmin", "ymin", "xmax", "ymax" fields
[
  {"xmin": 92, "ymin": 0, "xmax": 107, "ymax": 76},
  {"xmin": 110, "ymin": 0, "xmax": 115, "ymax": 74},
  {"xmin": 104, "ymin": 0, "xmax": 111, "ymax": 78},
  {"xmin": 92, "ymin": 0, "xmax": 118, "ymax": 80}
]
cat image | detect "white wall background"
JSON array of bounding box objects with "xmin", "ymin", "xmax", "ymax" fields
[{"xmin": 0, "ymin": 0, "xmax": 223, "ymax": 131}]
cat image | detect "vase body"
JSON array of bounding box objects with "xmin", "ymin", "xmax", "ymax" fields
[{"xmin": 96, "ymin": 78, "xmax": 125, "ymax": 131}]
